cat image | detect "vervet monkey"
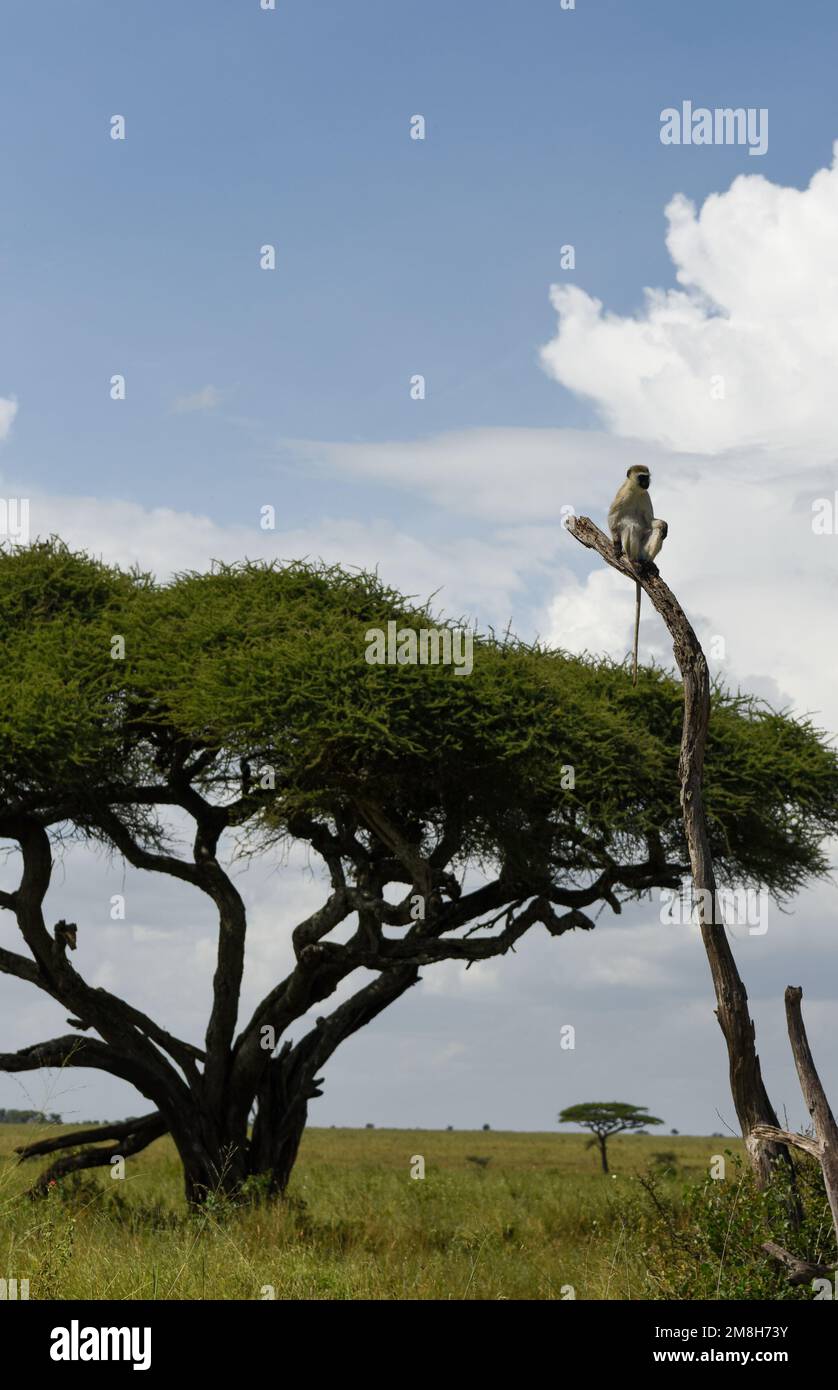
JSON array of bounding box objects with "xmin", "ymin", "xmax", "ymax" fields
[{"xmin": 607, "ymin": 466, "xmax": 668, "ymax": 686}]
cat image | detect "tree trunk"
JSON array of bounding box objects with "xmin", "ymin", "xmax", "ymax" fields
[
  {"xmin": 17, "ymin": 1098, "xmax": 308, "ymax": 1209},
  {"xmin": 598, "ymin": 1135, "xmax": 609, "ymax": 1174},
  {"xmin": 758, "ymin": 987, "xmax": 838, "ymax": 1281},
  {"xmin": 250, "ymin": 1051, "xmax": 314, "ymax": 1197},
  {"xmin": 170, "ymin": 1117, "xmax": 249, "ymax": 1207},
  {"xmin": 169, "ymin": 1073, "xmax": 314, "ymax": 1206},
  {"xmin": 566, "ymin": 515, "xmax": 791, "ymax": 1185},
  {"xmin": 672, "ymin": 576, "xmax": 788, "ymax": 1186}
]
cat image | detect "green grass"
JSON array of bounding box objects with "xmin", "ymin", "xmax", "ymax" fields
[{"xmin": 0, "ymin": 1124, "xmax": 742, "ymax": 1300}]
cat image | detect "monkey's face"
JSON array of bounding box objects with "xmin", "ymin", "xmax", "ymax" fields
[{"xmin": 626, "ymin": 465, "xmax": 651, "ymax": 489}]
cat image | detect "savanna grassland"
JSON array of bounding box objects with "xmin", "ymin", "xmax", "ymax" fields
[{"xmin": 0, "ymin": 1125, "xmax": 743, "ymax": 1301}]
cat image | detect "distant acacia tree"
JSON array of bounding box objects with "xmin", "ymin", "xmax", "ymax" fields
[
  {"xmin": 1, "ymin": 542, "xmax": 837, "ymax": 1207},
  {"xmin": 559, "ymin": 1102, "xmax": 664, "ymax": 1173}
]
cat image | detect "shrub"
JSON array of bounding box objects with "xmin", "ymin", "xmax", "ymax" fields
[{"xmin": 620, "ymin": 1152, "xmax": 837, "ymax": 1300}]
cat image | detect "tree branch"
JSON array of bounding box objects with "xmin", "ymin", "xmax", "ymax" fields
[
  {"xmin": 0, "ymin": 943, "xmax": 43, "ymax": 988},
  {"xmin": 0, "ymin": 1035, "xmax": 155, "ymax": 1091},
  {"xmin": 750, "ymin": 1123, "xmax": 822, "ymax": 1160},
  {"xmin": 15, "ymin": 1112, "xmax": 165, "ymax": 1160},
  {"xmin": 19, "ymin": 1112, "xmax": 168, "ymax": 1197},
  {"xmin": 760, "ymin": 1241, "xmax": 836, "ymax": 1285},
  {"xmin": 291, "ymin": 964, "xmax": 421, "ymax": 1081},
  {"xmin": 91, "ymin": 809, "xmax": 203, "ymax": 888}
]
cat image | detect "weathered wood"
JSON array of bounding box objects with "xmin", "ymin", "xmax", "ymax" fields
[
  {"xmin": 760, "ymin": 1241, "xmax": 834, "ymax": 1284},
  {"xmin": 751, "ymin": 1122, "xmax": 822, "ymax": 1161},
  {"xmin": 759, "ymin": 987, "xmax": 838, "ymax": 1284},
  {"xmin": 784, "ymin": 987, "xmax": 838, "ymax": 1237},
  {"xmin": 566, "ymin": 514, "xmax": 787, "ymax": 1182}
]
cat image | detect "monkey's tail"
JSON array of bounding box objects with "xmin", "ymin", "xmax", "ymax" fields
[{"xmin": 632, "ymin": 580, "xmax": 641, "ymax": 686}]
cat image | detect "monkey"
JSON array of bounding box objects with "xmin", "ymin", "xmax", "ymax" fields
[
  {"xmin": 608, "ymin": 465, "xmax": 654, "ymax": 565},
  {"xmin": 53, "ymin": 920, "xmax": 78, "ymax": 952},
  {"xmin": 607, "ymin": 466, "xmax": 668, "ymax": 687}
]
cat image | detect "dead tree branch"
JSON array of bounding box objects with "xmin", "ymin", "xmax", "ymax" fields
[
  {"xmin": 760, "ymin": 987, "xmax": 838, "ymax": 1282},
  {"xmin": 566, "ymin": 513, "xmax": 787, "ymax": 1183}
]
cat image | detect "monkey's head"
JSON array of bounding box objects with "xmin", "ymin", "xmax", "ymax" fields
[{"xmin": 626, "ymin": 465, "xmax": 651, "ymax": 490}]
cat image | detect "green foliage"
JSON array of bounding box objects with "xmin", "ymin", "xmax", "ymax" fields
[
  {"xmin": 0, "ymin": 542, "xmax": 144, "ymax": 806},
  {"xmin": 559, "ymin": 1102, "xmax": 664, "ymax": 1137},
  {"xmin": 622, "ymin": 1152, "xmax": 838, "ymax": 1300},
  {"xmin": 2, "ymin": 540, "xmax": 838, "ymax": 899}
]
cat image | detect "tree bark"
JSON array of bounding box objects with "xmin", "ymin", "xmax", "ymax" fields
[
  {"xmin": 758, "ymin": 987, "xmax": 838, "ymax": 1281},
  {"xmin": 566, "ymin": 515, "xmax": 788, "ymax": 1184},
  {"xmin": 774, "ymin": 989, "xmax": 838, "ymax": 1231}
]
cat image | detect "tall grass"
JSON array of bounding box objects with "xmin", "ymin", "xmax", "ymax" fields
[{"xmin": 0, "ymin": 1125, "xmax": 738, "ymax": 1300}]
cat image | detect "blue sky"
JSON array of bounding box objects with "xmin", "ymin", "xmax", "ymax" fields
[
  {"xmin": 3, "ymin": 1, "xmax": 838, "ymax": 1135},
  {"xmin": 2, "ymin": 0, "xmax": 836, "ymax": 518}
]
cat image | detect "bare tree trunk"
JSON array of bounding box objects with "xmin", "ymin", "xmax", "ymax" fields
[
  {"xmin": 757, "ymin": 987, "xmax": 838, "ymax": 1280},
  {"xmin": 566, "ymin": 515, "xmax": 789, "ymax": 1184},
  {"xmin": 783, "ymin": 987, "xmax": 838, "ymax": 1236},
  {"xmin": 598, "ymin": 1135, "xmax": 609, "ymax": 1174},
  {"xmin": 170, "ymin": 1120, "xmax": 249, "ymax": 1207}
]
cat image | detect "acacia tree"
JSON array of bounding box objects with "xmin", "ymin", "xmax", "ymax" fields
[
  {"xmin": 558, "ymin": 1102, "xmax": 663, "ymax": 1173},
  {"xmin": 1, "ymin": 542, "xmax": 837, "ymax": 1206}
]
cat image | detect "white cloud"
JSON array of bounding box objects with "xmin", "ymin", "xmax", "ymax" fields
[
  {"xmin": 0, "ymin": 396, "xmax": 18, "ymax": 441},
  {"xmin": 290, "ymin": 427, "xmax": 662, "ymax": 523},
  {"xmin": 171, "ymin": 384, "xmax": 222, "ymax": 413},
  {"xmin": 4, "ymin": 485, "xmax": 565, "ymax": 632},
  {"xmin": 541, "ymin": 144, "xmax": 838, "ymax": 455}
]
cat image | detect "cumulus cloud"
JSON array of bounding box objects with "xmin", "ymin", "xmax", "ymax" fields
[
  {"xmin": 541, "ymin": 144, "xmax": 838, "ymax": 455},
  {"xmin": 0, "ymin": 483, "xmax": 562, "ymax": 631}
]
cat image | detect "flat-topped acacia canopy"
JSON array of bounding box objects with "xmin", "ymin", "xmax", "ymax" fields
[{"xmin": 1, "ymin": 541, "xmax": 837, "ymax": 1203}]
